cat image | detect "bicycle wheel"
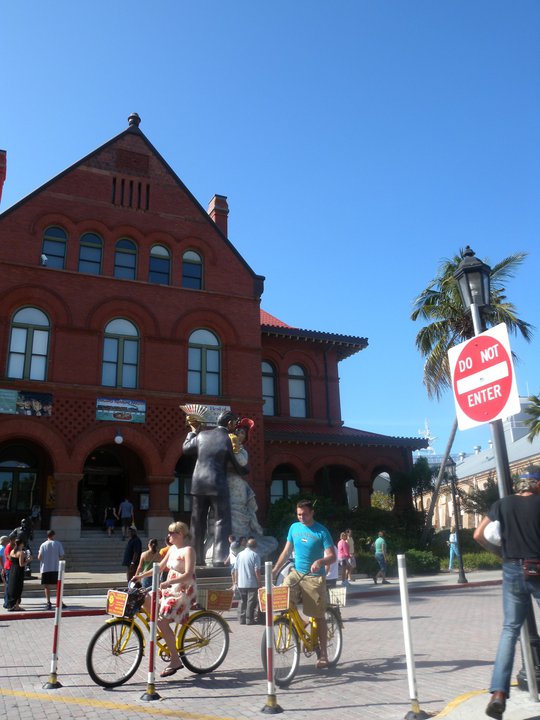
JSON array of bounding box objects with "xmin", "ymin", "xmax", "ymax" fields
[
  {"xmin": 261, "ymin": 617, "xmax": 300, "ymax": 687},
  {"xmin": 86, "ymin": 619, "xmax": 144, "ymax": 687},
  {"xmin": 325, "ymin": 606, "xmax": 343, "ymax": 667},
  {"xmin": 178, "ymin": 610, "xmax": 230, "ymax": 674}
]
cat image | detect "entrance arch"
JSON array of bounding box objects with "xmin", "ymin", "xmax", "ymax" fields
[
  {"xmin": 79, "ymin": 443, "xmax": 146, "ymax": 529},
  {"xmin": 0, "ymin": 440, "xmax": 53, "ymax": 530},
  {"xmin": 313, "ymin": 465, "xmax": 357, "ymax": 506}
]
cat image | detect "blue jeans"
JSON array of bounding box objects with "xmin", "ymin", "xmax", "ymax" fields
[
  {"xmin": 448, "ymin": 543, "xmax": 460, "ymax": 570},
  {"xmin": 375, "ymin": 553, "xmax": 386, "ymax": 574},
  {"xmin": 490, "ymin": 561, "xmax": 540, "ymax": 697}
]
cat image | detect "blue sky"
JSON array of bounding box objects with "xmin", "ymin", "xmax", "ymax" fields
[{"xmin": 2, "ymin": 1, "xmax": 539, "ymax": 458}]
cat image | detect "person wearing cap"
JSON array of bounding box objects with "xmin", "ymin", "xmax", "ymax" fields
[
  {"xmin": 182, "ymin": 410, "xmax": 248, "ymax": 566},
  {"xmin": 122, "ymin": 526, "xmax": 142, "ymax": 582},
  {"xmin": 474, "ymin": 465, "xmax": 540, "ymax": 720}
]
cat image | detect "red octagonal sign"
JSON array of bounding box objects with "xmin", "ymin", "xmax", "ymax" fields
[{"xmin": 448, "ymin": 323, "xmax": 521, "ymax": 430}]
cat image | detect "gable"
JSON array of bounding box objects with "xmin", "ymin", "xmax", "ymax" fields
[{"xmin": 0, "ymin": 116, "xmax": 263, "ymax": 299}]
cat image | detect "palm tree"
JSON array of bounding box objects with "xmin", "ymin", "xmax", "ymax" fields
[
  {"xmin": 411, "ymin": 249, "xmax": 533, "ymax": 543},
  {"xmin": 525, "ymin": 393, "xmax": 540, "ymax": 442}
]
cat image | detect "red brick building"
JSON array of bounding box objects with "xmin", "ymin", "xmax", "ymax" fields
[{"xmin": 0, "ymin": 114, "xmax": 425, "ymax": 539}]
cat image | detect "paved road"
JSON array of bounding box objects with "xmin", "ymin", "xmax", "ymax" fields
[{"xmin": 0, "ymin": 577, "xmax": 524, "ymax": 720}]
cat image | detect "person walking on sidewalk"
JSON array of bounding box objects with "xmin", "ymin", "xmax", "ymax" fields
[
  {"xmin": 38, "ymin": 530, "xmax": 66, "ymax": 610},
  {"xmin": 337, "ymin": 532, "xmax": 351, "ymax": 586},
  {"xmin": 448, "ymin": 526, "xmax": 460, "ymax": 571},
  {"xmin": 474, "ymin": 465, "xmax": 540, "ymax": 720},
  {"xmin": 345, "ymin": 528, "xmax": 356, "ymax": 582},
  {"xmin": 232, "ymin": 537, "xmax": 261, "ymax": 624},
  {"xmin": 373, "ymin": 530, "xmax": 390, "ymax": 584}
]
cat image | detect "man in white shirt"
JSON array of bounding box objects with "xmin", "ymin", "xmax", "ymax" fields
[
  {"xmin": 232, "ymin": 538, "xmax": 261, "ymax": 624},
  {"xmin": 38, "ymin": 530, "xmax": 65, "ymax": 610}
]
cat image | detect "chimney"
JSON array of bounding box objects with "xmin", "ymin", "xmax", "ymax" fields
[
  {"xmin": 474, "ymin": 445, "xmax": 481, "ymax": 454},
  {"xmin": 0, "ymin": 150, "xmax": 6, "ymax": 207},
  {"xmin": 207, "ymin": 194, "xmax": 229, "ymax": 236}
]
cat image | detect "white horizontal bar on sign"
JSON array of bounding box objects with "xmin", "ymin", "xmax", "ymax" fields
[{"xmin": 456, "ymin": 360, "xmax": 509, "ymax": 395}]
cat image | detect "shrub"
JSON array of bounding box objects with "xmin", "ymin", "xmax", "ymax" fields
[
  {"xmin": 462, "ymin": 552, "xmax": 502, "ymax": 570},
  {"xmin": 403, "ymin": 549, "xmax": 441, "ymax": 574}
]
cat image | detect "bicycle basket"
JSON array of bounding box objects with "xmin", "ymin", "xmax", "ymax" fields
[
  {"xmin": 124, "ymin": 586, "xmax": 146, "ymax": 617},
  {"xmin": 107, "ymin": 586, "xmax": 145, "ymax": 617}
]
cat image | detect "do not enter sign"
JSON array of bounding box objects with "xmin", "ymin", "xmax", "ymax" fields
[{"xmin": 448, "ymin": 323, "xmax": 521, "ymax": 430}]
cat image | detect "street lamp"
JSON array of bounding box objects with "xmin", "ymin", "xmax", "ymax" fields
[
  {"xmin": 446, "ymin": 457, "xmax": 467, "ymax": 584},
  {"xmin": 454, "ymin": 246, "xmax": 540, "ymax": 690},
  {"xmin": 453, "ymin": 245, "xmax": 491, "ymax": 318}
]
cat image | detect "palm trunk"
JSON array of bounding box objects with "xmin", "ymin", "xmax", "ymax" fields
[{"xmin": 421, "ymin": 417, "xmax": 458, "ymax": 547}]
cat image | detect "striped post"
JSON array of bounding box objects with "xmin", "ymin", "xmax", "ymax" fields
[
  {"xmin": 261, "ymin": 561, "xmax": 283, "ymax": 714},
  {"xmin": 141, "ymin": 562, "xmax": 161, "ymax": 701},
  {"xmin": 398, "ymin": 554, "xmax": 429, "ymax": 720},
  {"xmin": 43, "ymin": 559, "xmax": 65, "ymax": 689}
]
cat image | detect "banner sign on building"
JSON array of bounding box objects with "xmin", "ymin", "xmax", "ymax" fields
[
  {"xmin": 96, "ymin": 397, "xmax": 146, "ymax": 423},
  {"xmin": 0, "ymin": 389, "xmax": 53, "ymax": 416}
]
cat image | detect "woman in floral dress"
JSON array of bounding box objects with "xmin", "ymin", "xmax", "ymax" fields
[{"xmin": 133, "ymin": 521, "xmax": 196, "ymax": 677}]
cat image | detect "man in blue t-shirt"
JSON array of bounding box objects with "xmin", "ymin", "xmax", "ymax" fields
[{"xmin": 273, "ymin": 499, "xmax": 335, "ymax": 668}]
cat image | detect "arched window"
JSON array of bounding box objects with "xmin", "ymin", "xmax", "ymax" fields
[
  {"xmin": 262, "ymin": 361, "xmax": 277, "ymax": 416},
  {"xmin": 182, "ymin": 250, "xmax": 203, "ymax": 289},
  {"xmin": 149, "ymin": 244, "xmax": 171, "ymax": 285},
  {"xmin": 8, "ymin": 308, "xmax": 50, "ymax": 381},
  {"xmin": 188, "ymin": 329, "xmax": 220, "ymax": 395},
  {"xmin": 288, "ymin": 364, "xmax": 307, "ymax": 417},
  {"xmin": 102, "ymin": 318, "xmax": 139, "ymax": 388},
  {"xmin": 78, "ymin": 232, "xmax": 103, "ymax": 274},
  {"xmin": 270, "ymin": 466, "xmax": 300, "ymax": 504},
  {"xmin": 114, "ymin": 238, "xmax": 137, "ymax": 280},
  {"xmin": 42, "ymin": 226, "xmax": 67, "ymax": 269}
]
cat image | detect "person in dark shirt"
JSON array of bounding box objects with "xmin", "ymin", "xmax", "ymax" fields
[
  {"xmin": 474, "ymin": 465, "xmax": 540, "ymax": 720},
  {"xmin": 122, "ymin": 527, "xmax": 142, "ymax": 582}
]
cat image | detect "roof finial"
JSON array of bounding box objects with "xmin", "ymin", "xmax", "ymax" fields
[{"xmin": 128, "ymin": 112, "xmax": 141, "ymax": 128}]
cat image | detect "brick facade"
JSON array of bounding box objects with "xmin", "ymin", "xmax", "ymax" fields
[{"xmin": 0, "ymin": 115, "xmax": 425, "ymax": 539}]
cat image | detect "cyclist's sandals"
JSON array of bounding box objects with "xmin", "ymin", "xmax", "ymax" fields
[
  {"xmin": 315, "ymin": 658, "xmax": 329, "ymax": 669},
  {"xmin": 160, "ymin": 662, "xmax": 183, "ymax": 677}
]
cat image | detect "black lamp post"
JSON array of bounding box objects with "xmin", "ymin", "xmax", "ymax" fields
[
  {"xmin": 453, "ymin": 245, "xmax": 540, "ymax": 691},
  {"xmin": 446, "ymin": 457, "xmax": 467, "ymax": 584}
]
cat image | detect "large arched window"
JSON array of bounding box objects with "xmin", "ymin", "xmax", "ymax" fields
[
  {"xmin": 42, "ymin": 226, "xmax": 67, "ymax": 269},
  {"xmin": 102, "ymin": 319, "xmax": 139, "ymax": 388},
  {"xmin": 149, "ymin": 244, "xmax": 171, "ymax": 285},
  {"xmin": 270, "ymin": 465, "xmax": 300, "ymax": 504},
  {"xmin": 114, "ymin": 238, "xmax": 137, "ymax": 280},
  {"xmin": 188, "ymin": 329, "xmax": 220, "ymax": 395},
  {"xmin": 8, "ymin": 308, "xmax": 50, "ymax": 381},
  {"xmin": 78, "ymin": 232, "xmax": 103, "ymax": 274},
  {"xmin": 182, "ymin": 250, "xmax": 203, "ymax": 289},
  {"xmin": 288, "ymin": 364, "xmax": 307, "ymax": 417},
  {"xmin": 262, "ymin": 361, "xmax": 277, "ymax": 416}
]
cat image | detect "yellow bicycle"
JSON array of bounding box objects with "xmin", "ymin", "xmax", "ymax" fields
[
  {"xmin": 86, "ymin": 586, "xmax": 231, "ymax": 687},
  {"xmin": 261, "ymin": 592, "xmax": 343, "ymax": 686}
]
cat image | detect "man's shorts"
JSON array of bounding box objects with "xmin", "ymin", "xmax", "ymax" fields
[
  {"xmin": 41, "ymin": 571, "xmax": 58, "ymax": 586},
  {"xmin": 283, "ymin": 568, "xmax": 327, "ymax": 619},
  {"xmin": 121, "ymin": 517, "xmax": 131, "ymax": 528}
]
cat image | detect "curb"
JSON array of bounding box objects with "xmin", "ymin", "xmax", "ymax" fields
[
  {"xmin": 1, "ymin": 608, "xmax": 106, "ymax": 621},
  {"xmin": 344, "ymin": 577, "xmax": 501, "ymax": 600}
]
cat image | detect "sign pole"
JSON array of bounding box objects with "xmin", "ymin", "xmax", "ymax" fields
[{"xmin": 465, "ymin": 305, "xmax": 538, "ymax": 697}]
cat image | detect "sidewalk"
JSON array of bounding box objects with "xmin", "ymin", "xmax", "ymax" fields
[{"xmin": 3, "ymin": 567, "xmax": 540, "ymax": 719}]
